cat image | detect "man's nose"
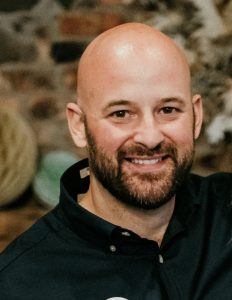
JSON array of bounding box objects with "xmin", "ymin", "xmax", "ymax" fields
[{"xmin": 133, "ymin": 115, "xmax": 164, "ymax": 149}]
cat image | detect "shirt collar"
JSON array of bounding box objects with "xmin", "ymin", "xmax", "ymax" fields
[
  {"xmin": 59, "ymin": 159, "xmax": 200, "ymax": 251},
  {"xmin": 59, "ymin": 159, "xmax": 116, "ymax": 247}
]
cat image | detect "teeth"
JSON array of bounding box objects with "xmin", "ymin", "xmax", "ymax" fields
[{"xmin": 131, "ymin": 158, "xmax": 162, "ymax": 165}]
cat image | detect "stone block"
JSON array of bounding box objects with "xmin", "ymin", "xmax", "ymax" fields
[
  {"xmin": 57, "ymin": 0, "xmax": 74, "ymax": 9},
  {"xmin": 101, "ymin": 0, "xmax": 130, "ymax": 4},
  {"xmin": 0, "ymin": 0, "xmax": 39, "ymax": 12},
  {"xmin": 194, "ymin": 0, "xmax": 227, "ymax": 38},
  {"xmin": 60, "ymin": 65, "xmax": 77, "ymax": 91},
  {"xmin": 0, "ymin": 28, "xmax": 37, "ymax": 63},
  {"xmin": 51, "ymin": 41, "xmax": 87, "ymax": 63},
  {"xmin": 30, "ymin": 96, "xmax": 59, "ymax": 119},
  {"xmin": 71, "ymin": 0, "xmax": 98, "ymax": 8},
  {"xmin": 59, "ymin": 12, "xmax": 102, "ymax": 36},
  {"xmin": 58, "ymin": 11, "xmax": 126, "ymax": 36},
  {"xmin": 101, "ymin": 12, "xmax": 126, "ymax": 32},
  {"xmin": 1, "ymin": 69, "xmax": 55, "ymax": 92}
]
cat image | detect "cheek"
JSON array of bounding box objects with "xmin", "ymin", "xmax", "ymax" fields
[
  {"xmin": 163, "ymin": 118, "xmax": 194, "ymax": 147},
  {"xmin": 88, "ymin": 120, "xmax": 131, "ymax": 152}
]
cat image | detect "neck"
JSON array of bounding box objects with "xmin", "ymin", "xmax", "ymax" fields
[{"xmin": 79, "ymin": 175, "xmax": 175, "ymax": 246}]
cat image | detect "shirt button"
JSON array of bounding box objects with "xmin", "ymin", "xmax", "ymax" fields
[
  {"xmin": 158, "ymin": 254, "xmax": 164, "ymax": 264},
  {"xmin": 110, "ymin": 245, "xmax": 117, "ymax": 252}
]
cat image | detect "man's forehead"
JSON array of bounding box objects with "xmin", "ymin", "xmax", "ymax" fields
[
  {"xmin": 77, "ymin": 23, "xmax": 190, "ymax": 107},
  {"xmin": 79, "ymin": 23, "xmax": 183, "ymax": 65}
]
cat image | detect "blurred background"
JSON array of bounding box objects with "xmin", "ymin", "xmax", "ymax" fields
[{"xmin": 0, "ymin": 0, "xmax": 231, "ymax": 252}]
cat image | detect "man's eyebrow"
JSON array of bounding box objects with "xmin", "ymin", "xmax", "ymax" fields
[
  {"xmin": 104, "ymin": 100, "xmax": 132, "ymax": 109},
  {"xmin": 160, "ymin": 97, "xmax": 185, "ymax": 104}
]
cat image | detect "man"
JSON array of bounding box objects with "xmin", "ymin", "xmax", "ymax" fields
[{"xmin": 0, "ymin": 23, "xmax": 231, "ymax": 300}]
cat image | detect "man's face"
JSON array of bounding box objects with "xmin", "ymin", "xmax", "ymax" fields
[
  {"xmin": 77, "ymin": 40, "xmax": 201, "ymax": 210},
  {"xmin": 85, "ymin": 118, "xmax": 194, "ymax": 209}
]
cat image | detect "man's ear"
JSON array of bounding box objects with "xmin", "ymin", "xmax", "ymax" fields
[
  {"xmin": 66, "ymin": 102, "xmax": 87, "ymax": 148},
  {"xmin": 192, "ymin": 94, "xmax": 203, "ymax": 140}
]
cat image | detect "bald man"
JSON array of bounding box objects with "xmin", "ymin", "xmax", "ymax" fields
[{"xmin": 0, "ymin": 23, "xmax": 231, "ymax": 300}]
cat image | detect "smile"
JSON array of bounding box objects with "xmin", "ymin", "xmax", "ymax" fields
[
  {"xmin": 124, "ymin": 155, "xmax": 168, "ymax": 166},
  {"xmin": 130, "ymin": 158, "xmax": 162, "ymax": 165}
]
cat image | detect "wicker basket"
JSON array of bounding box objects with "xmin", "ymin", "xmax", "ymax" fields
[{"xmin": 0, "ymin": 105, "xmax": 38, "ymax": 206}]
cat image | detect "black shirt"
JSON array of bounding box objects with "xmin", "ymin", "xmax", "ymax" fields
[{"xmin": 0, "ymin": 159, "xmax": 231, "ymax": 300}]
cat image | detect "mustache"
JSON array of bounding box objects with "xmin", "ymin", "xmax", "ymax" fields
[{"xmin": 117, "ymin": 143, "xmax": 177, "ymax": 161}]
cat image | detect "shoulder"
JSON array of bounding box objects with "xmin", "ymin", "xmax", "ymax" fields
[
  {"xmin": 189, "ymin": 172, "xmax": 232, "ymax": 191},
  {"xmin": 0, "ymin": 206, "xmax": 65, "ymax": 273},
  {"xmin": 188, "ymin": 172, "xmax": 232, "ymax": 208},
  {"xmin": 190, "ymin": 172, "xmax": 231, "ymax": 186}
]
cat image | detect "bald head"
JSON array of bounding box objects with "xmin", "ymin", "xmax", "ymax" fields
[
  {"xmin": 77, "ymin": 23, "xmax": 190, "ymax": 109},
  {"xmin": 67, "ymin": 23, "xmax": 202, "ymax": 209}
]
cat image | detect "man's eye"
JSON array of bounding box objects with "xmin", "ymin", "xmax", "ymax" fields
[
  {"xmin": 161, "ymin": 107, "xmax": 177, "ymax": 114},
  {"xmin": 111, "ymin": 110, "xmax": 129, "ymax": 118}
]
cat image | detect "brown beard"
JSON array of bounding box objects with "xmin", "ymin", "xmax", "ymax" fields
[{"xmin": 84, "ymin": 119, "xmax": 194, "ymax": 210}]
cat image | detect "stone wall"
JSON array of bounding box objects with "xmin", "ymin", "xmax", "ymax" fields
[
  {"xmin": 0, "ymin": 0, "xmax": 231, "ymax": 252},
  {"xmin": 0, "ymin": 0, "xmax": 231, "ymax": 174}
]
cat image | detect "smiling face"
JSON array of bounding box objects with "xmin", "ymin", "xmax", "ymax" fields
[
  {"xmin": 84, "ymin": 115, "xmax": 194, "ymax": 210},
  {"xmin": 67, "ymin": 23, "xmax": 202, "ymax": 210}
]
